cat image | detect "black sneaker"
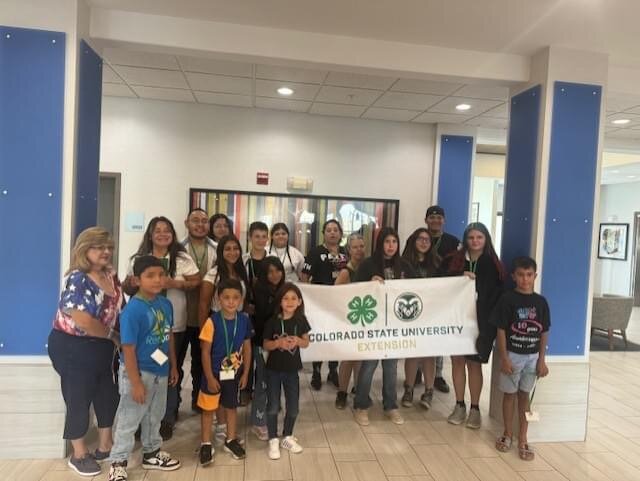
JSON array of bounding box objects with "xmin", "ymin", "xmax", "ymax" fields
[
  {"xmin": 107, "ymin": 461, "xmax": 127, "ymax": 481},
  {"xmin": 327, "ymin": 369, "xmax": 339, "ymax": 388},
  {"xmin": 401, "ymin": 386, "xmax": 414, "ymax": 408},
  {"xmin": 335, "ymin": 391, "xmax": 348, "ymax": 409},
  {"xmin": 142, "ymin": 450, "xmax": 181, "ymax": 471},
  {"xmin": 199, "ymin": 443, "xmax": 214, "ymax": 466},
  {"xmin": 68, "ymin": 453, "xmax": 101, "ymax": 476},
  {"xmin": 311, "ymin": 371, "xmax": 322, "ymax": 390},
  {"xmin": 159, "ymin": 421, "xmax": 174, "ymax": 441},
  {"xmin": 224, "ymin": 438, "xmax": 246, "ymax": 460},
  {"xmin": 434, "ymin": 376, "xmax": 450, "ymax": 393},
  {"xmin": 93, "ymin": 448, "xmax": 110, "ymax": 462}
]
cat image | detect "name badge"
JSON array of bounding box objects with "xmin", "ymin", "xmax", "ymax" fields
[
  {"xmin": 220, "ymin": 368, "xmax": 236, "ymax": 381},
  {"xmin": 151, "ymin": 348, "xmax": 168, "ymax": 366}
]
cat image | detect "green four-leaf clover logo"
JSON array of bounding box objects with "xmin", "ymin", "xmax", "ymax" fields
[{"xmin": 347, "ymin": 295, "xmax": 378, "ymax": 327}]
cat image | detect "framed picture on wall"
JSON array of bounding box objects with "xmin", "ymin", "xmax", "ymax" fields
[{"xmin": 598, "ymin": 223, "xmax": 629, "ymax": 261}]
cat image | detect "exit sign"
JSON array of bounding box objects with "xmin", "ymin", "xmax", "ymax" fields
[{"xmin": 257, "ymin": 172, "xmax": 269, "ymax": 185}]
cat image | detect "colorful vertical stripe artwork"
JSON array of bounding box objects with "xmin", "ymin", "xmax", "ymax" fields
[{"xmin": 190, "ymin": 189, "xmax": 399, "ymax": 256}]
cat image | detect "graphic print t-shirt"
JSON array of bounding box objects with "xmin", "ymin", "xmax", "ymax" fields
[
  {"xmin": 490, "ymin": 290, "xmax": 551, "ymax": 354},
  {"xmin": 302, "ymin": 245, "xmax": 348, "ymax": 285},
  {"xmin": 120, "ymin": 295, "xmax": 174, "ymax": 376},
  {"xmin": 263, "ymin": 313, "xmax": 311, "ymax": 372}
]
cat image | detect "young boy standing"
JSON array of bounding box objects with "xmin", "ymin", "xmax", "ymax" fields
[
  {"xmin": 198, "ymin": 278, "xmax": 252, "ymax": 466},
  {"xmin": 492, "ymin": 256, "xmax": 550, "ymax": 461},
  {"xmin": 108, "ymin": 256, "xmax": 180, "ymax": 481}
]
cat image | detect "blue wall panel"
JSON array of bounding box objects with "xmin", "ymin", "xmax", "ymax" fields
[
  {"xmin": 542, "ymin": 82, "xmax": 601, "ymax": 356},
  {"xmin": 0, "ymin": 26, "xmax": 65, "ymax": 355},
  {"xmin": 437, "ymin": 135, "xmax": 473, "ymax": 240},
  {"xmin": 501, "ymin": 86, "xmax": 541, "ymax": 276},
  {"xmin": 74, "ymin": 40, "xmax": 102, "ymax": 238}
]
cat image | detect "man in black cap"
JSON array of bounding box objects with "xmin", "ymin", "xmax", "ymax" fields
[{"xmin": 424, "ymin": 205, "xmax": 460, "ymax": 393}]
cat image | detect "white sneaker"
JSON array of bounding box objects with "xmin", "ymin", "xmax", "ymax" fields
[
  {"xmin": 281, "ymin": 436, "xmax": 303, "ymax": 454},
  {"xmin": 268, "ymin": 438, "xmax": 281, "ymax": 460},
  {"xmin": 354, "ymin": 409, "xmax": 370, "ymax": 426}
]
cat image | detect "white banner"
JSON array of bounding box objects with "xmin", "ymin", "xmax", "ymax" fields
[{"xmin": 299, "ymin": 277, "xmax": 478, "ymax": 361}]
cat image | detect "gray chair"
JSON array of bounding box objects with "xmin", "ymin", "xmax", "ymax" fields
[{"xmin": 591, "ymin": 294, "xmax": 634, "ymax": 350}]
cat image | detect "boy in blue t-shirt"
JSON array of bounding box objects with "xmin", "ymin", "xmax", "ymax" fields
[
  {"xmin": 491, "ymin": 256, "xmax": 550, "ymax": 462},
  {"xmin": 197, "ymin": 278, "xmax": 252, "ymax": 466},
  {"xmin": 108, "ymin": 256, "xmax": 180, "ymax": 481}
]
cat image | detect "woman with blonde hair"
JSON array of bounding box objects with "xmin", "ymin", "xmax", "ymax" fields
[{"xmin": 48, "ymin": 227, "xmax": 124, "ymax": 477}]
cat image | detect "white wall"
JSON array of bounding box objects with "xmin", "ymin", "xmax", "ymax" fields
[
  {"xmin": 594, "ymin": 181, "xmax": 640, "ymax": 295},
  {"xmin": 100, "ymin": 97, "xmax": 436, "ymax": 276}
]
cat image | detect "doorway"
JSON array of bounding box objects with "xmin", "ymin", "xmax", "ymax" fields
[{"xmin": 98, "ymin": 172, "xmax": 121, "ymax": 269}]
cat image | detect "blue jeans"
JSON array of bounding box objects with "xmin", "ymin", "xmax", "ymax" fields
[
  {"xmin": 266, "ymin": 369, "xmax": 299, "ymax": 439},
  {"xmin": 110, "ymin": 367, "xmax": 167, "ymax": 463},
  {"xmin": 163, "ymin": 331, "xmax": 185, "ymax": 424},
  {"xmin": 250, "ymin": 345, "xmax": 267, "ymax": 427},
  {"xmin": 354, "ymin": 359, "xmax": 398, "ymax": 411}
]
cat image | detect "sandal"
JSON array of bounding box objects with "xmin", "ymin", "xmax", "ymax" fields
[
  {"xmin": 495, "ymin": 435, "xmax": 512, "ymax": 452},
  {"xmin": 518, "ymin": 443, "xmax": 535, "ymax": 461}
]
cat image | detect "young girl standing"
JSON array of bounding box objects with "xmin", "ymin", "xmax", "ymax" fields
[
  {"xmin": 334, "ymin": 233, "xmax": 366, "ymax": 409},
  {"xmin": 249, "ymin": 257, "xmax": 286, "ymax": 441},
  {"xmin": 263, "ymin": 283, "xmax": 311, "ymax": 460},
  {"xmin": 268, "ymin": 223, "xmax": 305, "ymax": 282},
  {"xmin": 401, "ymin": 228, "xmax": 440, "ymax": 410},
  {"xmin": 444, "ymin": 222, "xmax": 504, "ymax": 429}
]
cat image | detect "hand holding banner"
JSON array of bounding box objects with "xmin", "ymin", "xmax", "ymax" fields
[{"xmin": 299, "ymin": 276, "xmax": 478, "ymax": 362}]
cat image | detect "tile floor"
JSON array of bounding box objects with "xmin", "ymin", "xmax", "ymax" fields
[{"xmin": 2, "ymin": 307, "xmax": 639, "ymax": 481}]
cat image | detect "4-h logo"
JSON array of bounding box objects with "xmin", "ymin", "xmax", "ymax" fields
[
  {"xmin": 347, "ymin": 295, "xmax": 378, "ymax": 327},
  {"xmin": 394, "ymin": 292, "xmax": 423, "ymax": 321}
]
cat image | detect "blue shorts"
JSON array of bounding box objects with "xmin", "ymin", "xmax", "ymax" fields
[
  {"xmin": 498, "ymin": 352, "xmax": 538, "ymax": 394},
  {"xmin": 199, "ymin": 372, "xmax": 240, "ymax": 410}
]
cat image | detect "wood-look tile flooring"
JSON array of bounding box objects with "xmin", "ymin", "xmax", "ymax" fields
[{"xmin": 2, "ymin": 308, "xmax": 639, "ymax": 481}]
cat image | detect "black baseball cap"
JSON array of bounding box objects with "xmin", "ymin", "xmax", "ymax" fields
[
  {"xmin": 133, "ymin": 255, "xmax": 164, "ymax": 276},
  {"xmin": 425, "ymin": 205, "xmax": 445, "ymax": 217}
]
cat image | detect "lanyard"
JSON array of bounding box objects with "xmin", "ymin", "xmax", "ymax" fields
[
  {"xmin": 189, "ymin": 242, "xmax": 207, "ymax": 270},
  {"xmin": 434, "ymin": 235, "xmax": 443, "ymax": 253},
  {"xmin": 219, "ymin": 311, "xmax": 238, "ymax": 357},
  {"xmin": 469, "ymin": 259, "xmax": 478, "ymax": 274},
  {"xmin": 280, "ymin": 316, "xmax": 297, "ymax": 336}
]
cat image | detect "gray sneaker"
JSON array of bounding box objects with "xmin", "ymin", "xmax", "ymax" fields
[
  {"xmin": 447, "ymin": 404, "xmax": 467, "ymax": 425},
  {"xmin": 466, "ymin": 408, "xmax": 481, "ymax": 429},
  {"xmin": 401, "ymin": 386, "xmax": 414, "ymax": 407},
  {"xmin": 68, "ymin": 453, "xmax": 101, "ymax": 477},
  {"xmin": 419, "ymin": 389, "xmax": 433, "ymax": 410}
]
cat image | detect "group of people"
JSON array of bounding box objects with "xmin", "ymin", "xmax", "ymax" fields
[{"xmin": 48, "ymin": 204, "xmax": 551, "ymax": 481}]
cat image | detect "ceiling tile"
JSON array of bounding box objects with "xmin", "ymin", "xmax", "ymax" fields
[
  {"xmin": 177, "ymin": 56, "xmax": 252, "ymax": 77},
  {"xmin": 411, "ymin": 112, "xmax": 472, "ymax": 124},
  {"xmin": 606, "ymin": 92, "xmax": 640, "ymax": 112},
  {"xmin": 606, "ymin": 112, "xmax": 640, "ymax": 128},
  {"xmin": 131, "ymin": 86, "xmax": 194, "ymax": 102},
  {"xmin": 454, "ymin": 84, "xmax": 509, "ymax": 100},
  {"xmin": 185, "ymin": 72, "xmax": 252, "ymax": 95},
  {"xmin": 606, "ymin": 129, "xmax": 640, "ymax": 140},
  {"xmin": 391, "ymin": 78, "xmax": 463, "ymax": 96},
  {"xmin": 102, "ymin": 48, "xmax": 179, "ymax": 70},
  {"xmin": 255, "ymin": 97, "xmax": 311, "ymax": 113},
  {"xmin": 309, "ymin": 103, "xmax": 367, "ymax": 118},
  {"xmin": 361, "ymin": 108, "xmax": 420, "ymax": 121},
  {"xmin": 113, "ymin": 66, "xmax": 188, "ymax": 89},
  {"xmin": 481, "ymin": 102, "xmax": 509, "ymax": 119},
  {"xmin": 623, "ymin": 105, "xmax": 640, "ymax": 115},
  {"xmin": 102, "ymin": 83, "xmax": 137, "ymax": 98},
  {"xmin": 374, "ymin": 91, "xmax": 444, "ymax": 110},
  {"xmin": 255, "ymin": 79, "xmax": 320, "ymax": 101},
  {"xmin": 465, "ymin": 117, "xmax": 508, "ymax": 129},
  {"xmin": 315, "ymin": 85, "xmax": 382, "ymax": 106},
  {"xmin": 102, "ymin": 64, "xmax": 122, "ymax": 84},
  {"xmin": 255, "ymin": 64, "xmax": 326, "ymax": 84},
  {"xmin": 325, "ymin": 71, "xmax": 396, "ymax": 90},
  {"xmin": 428, "ymin": 96, "xmax": 503, "ymax": 115},
  {"xmin": 194, "ymin": 91, "xmax": 253, "ymax": 107}
]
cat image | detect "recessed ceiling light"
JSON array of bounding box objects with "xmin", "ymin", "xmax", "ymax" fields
[
  {"xmin": 277, "ymin": 87, "xmax": 294, "ymax": 96},
  {"xmin": 612, "ymin": 119, "xmax": 631, "ymax": 125},
  {"xmin": 455, "ymin": 103, "xmax": 472, "ymax": 111},
  {"xmin": 627, "ymin": 175, "xmax": 637, "ymax": 179},
  {"xmin": 611, "ymin": 170, "xmax": 620, "ymax": 174}
]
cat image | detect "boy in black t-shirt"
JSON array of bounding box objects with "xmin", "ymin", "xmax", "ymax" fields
[{"xmin": 492, "ymin": 256, "xmax": 550, "ymax": 462}]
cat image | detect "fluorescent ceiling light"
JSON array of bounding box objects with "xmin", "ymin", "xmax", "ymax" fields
[
  {"xmin": 611, "ymin": 170, "xmax": 620, "ymax": 174},
  {"xmin": 277, "ymin": 87, "xmax": 294, "ymax": 96},
  {"xmin": 627, "ymin": 175, "xmax": 637, "ymax": 179},
  {"xmin": 612, "ymin": 119, "xmax": 631, "ymax": 125},
  {"xmin": 455, "ymin": 103, "xmax": 472, "ymax": 111}
]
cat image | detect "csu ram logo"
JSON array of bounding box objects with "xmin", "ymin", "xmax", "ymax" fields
[{"xmin": 393, "ymin": 292, "xmax": 423, "ymax": 321}]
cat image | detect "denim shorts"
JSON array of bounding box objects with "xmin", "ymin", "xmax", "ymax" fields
[{"xmin": 498, "ymin": 351, "xmax": 538, "ymax": 394}]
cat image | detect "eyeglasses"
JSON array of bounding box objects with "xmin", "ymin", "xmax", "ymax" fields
[
  {"xmin": 90, "ymin": 244, "xmax": 114, "ymax": 252},
  {"xmin": 416, "ymin": 237, "xmax": 431, "ymax": 243},
  {"xmin": 189, "ymin": 219, "xmax": 209, "ymax": 225}
]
